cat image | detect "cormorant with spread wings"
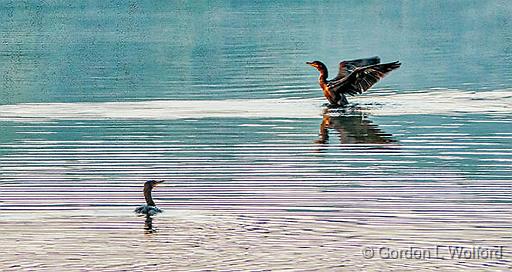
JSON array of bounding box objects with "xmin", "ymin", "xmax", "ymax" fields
[{"xmin": 307, "ymin": 56, "xmax": 401, "ymax": 107}]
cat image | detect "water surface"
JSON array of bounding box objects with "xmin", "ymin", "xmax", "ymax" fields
[{"xmin": 1, "ymin": 1, "xmax": 511, "ymax": 271}]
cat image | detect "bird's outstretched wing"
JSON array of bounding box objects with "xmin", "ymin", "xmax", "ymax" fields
[
  {"xmin": 330, "ymin": 61, "xmax": 401, "ymax": 96},
  {"xmin": 333, "ymin": 56, "xmax": 381, "ymax": 80}
]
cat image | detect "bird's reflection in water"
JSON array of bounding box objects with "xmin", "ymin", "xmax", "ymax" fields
[
  {"xmin": 315, "ymin": 109, "xmax": 396, "ymax": 146},
  {"xmin": 143, "ymin": 215, "xmax": 157, "ymax": 234}
]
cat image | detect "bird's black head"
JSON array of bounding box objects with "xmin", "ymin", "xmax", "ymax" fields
[
  {"xmin": 145, "ymin": 180, "xmax": 164, "ymax": 188},
  {"xmin": 306, "ymin": 61, "xmax": 327, "ymax": 72},
  {"xmin": 306, "ymin": 61, "xmax": 321, "ymax": 67}
]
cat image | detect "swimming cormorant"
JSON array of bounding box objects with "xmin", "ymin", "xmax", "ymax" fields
[{"xmin": 134, "ymin": 180, "xmax": 164, "ymax": 215}]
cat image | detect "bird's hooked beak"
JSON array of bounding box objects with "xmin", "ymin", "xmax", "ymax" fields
[
  {"xmin": 154, "ymin": 180, "xmax": 164, "ymax": 186},
  {"xmin": 306, "ymin": 61, "xmax": 318, "ymax": 68}
]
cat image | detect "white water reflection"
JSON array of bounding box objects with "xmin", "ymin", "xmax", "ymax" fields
[{"xmin": 1, "ymin": 89, "xmax": 511, "ymax": 122}]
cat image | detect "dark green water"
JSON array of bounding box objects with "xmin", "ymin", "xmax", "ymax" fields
[{"xmin": 1, "ymin": 1, "xmax": 511, "ymax": 271}]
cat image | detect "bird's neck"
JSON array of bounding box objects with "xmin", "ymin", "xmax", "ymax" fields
[
  {"xmin": 144, "ymin": 185, "xmax": 156, "ymax": 206},
  {"xmin": 317, "ymin": 65, "xmax": 328, "ymax": 84}
]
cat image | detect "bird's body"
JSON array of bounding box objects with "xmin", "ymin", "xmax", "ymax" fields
[
  {"xmin": 307, "ymin": 56, "xmax": 401, "ymax": 107},
  {"xmin": 134, "ymin": 180, "xmax": 164, "ymax": 215},
  {"xmin": 134, "ymin": 204, "xmax": 162, "ymax": 216}
]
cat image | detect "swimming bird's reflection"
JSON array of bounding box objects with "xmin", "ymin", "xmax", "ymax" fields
[
  {"xmin": 315, "ymin": 111, "xmax": 396, "ymax": 145},
  {"xmin": 144, "ymin": 215, "xmax": 156, "ymax": 234}
]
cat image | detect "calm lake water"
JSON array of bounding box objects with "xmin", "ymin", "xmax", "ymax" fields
[{"xmin": 1, "ymin": 1, "xmax": 511, "ymax": 271}]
